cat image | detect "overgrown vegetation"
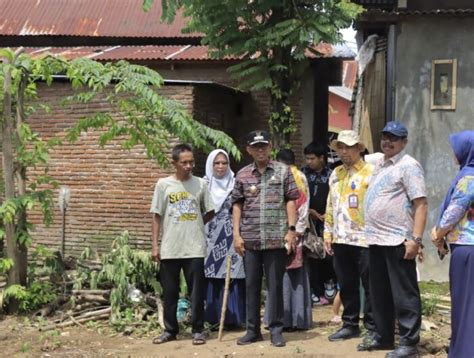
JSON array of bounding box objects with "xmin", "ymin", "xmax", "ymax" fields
[
  {"xmin": 0, "ymin": 245, "xmax": 61, "ymax": 312},
  {"xmin": 74, "ymin": 232, "xmax": 161, "ymax": 326},
  {"xmin": 1, "ymin": 48, "xmax": 240, "ymax": 312}
]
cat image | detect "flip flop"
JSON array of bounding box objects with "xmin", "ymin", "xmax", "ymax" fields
[
  {"xmin": 192, "ymin": 332, "xmax": 206, "ymax": 345},
  {"xmin": 152, "ymin": 332, "xmax": 177, "ymax": 344}
]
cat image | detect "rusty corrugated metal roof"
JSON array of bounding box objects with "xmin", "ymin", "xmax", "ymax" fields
[
  {"xmin": 305, "ymin": 42, "xmax": 355, "ymax": 59},
  {"xmin": 23, "ymin": 45, "xmax": 238, "ymax": 61},
  {"xmin": 389, "ymin": 8, "xmax": 474, "ymax": 15},
  {"xmin": 22, "ymin": 44, "xmax": 350, "ymax": 62},
  {"xmin": 360, "ymin": 7, "xmax": 474, "ymax": 19},
  {"xmin": 0, "ymin": 0, "xmax": 201, "ymax": 38}
]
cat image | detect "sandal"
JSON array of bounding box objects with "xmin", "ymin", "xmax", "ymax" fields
[
  {"xmin": 152, "ymin": 332, "xmax": 177, "ymax": 344},
  {"xmin": 192, "ymin": 332, "xmax": 206, "ymax": 345}
]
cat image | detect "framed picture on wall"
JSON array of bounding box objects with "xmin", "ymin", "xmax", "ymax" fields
[{"xmin": 430, "ymin": 59, "xmax": 457, "ymax": 110}]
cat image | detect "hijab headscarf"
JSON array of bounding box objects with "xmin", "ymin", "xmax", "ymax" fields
[
  {"xmin": 205, "ymin": 149, "xmax": 235, "ymax": 212},
  {"xmin": 438, "ymin": 130, "xmax": 474, "ymax": 224}
]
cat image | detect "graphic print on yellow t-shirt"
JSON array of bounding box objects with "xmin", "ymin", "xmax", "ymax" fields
[{"xmin": 169, "ymin": 191, "xmax": 199, "ymax": 223}]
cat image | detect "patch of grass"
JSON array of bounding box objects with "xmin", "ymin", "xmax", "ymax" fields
[
  {"xmin": 295, "ymin": 346, "xmax": 305, "ymax": 353},
  {"xmin": 419, "ymin": 280, "xmax": 450, "ymax": 316},
  {"xmin": 39, "ymin": 329, "xmax": 62, "ymax": 351},
  {"xmin": 20, "ymin": 342, "xmax": 30, "ymax": 353},
  {"xmin": 419, "ymin": 281, "xmax": 449, "ymax": 296}
]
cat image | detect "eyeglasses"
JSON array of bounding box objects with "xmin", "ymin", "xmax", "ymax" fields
[{"xmin": 381, "ymin": 134, "xmax": 405, "ymax": 142}]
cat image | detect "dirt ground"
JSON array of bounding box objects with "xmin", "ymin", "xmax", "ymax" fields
[{"xmin": 0, "ymin": 305, "xmax": 449, "ymax": 357}]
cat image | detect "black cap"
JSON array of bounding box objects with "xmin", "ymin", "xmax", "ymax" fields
[{"xmin": 246, "ymin": 130, "xmax": 270, "ymax": 146}]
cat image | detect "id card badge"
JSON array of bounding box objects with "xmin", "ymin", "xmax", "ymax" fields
[{"xmin": 348, "ymin": 194, "xmax": 359, "ymax": 208}]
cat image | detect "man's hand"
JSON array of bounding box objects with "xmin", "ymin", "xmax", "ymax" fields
[
  {"xmin": 404, "ymin": 239, "xmax": 420, "ymax": 260},
  {"xmin": 151, "ymin": 246, "xmax": 160, "ymax": 263},
  {"xmin": 324, "ymin": 239, "xmax": 334, "ymax": 256},
  {"xmin": 234, "ymin": 235, "xmax": 246, "ymax": 257},
  {"xmin": 284, "ymin": 231, "xmax": 297, "ymax": 254},
  {"xmin": 309, "ymin": 209, "xmax": 324, "ymax": 222},
  {"xmin": 417, "ymin": 246, "xmax": 424, "ymax": 263}
]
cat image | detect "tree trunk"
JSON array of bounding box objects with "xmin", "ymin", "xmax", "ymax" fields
[
  {"xmin": 268, "ymin": 4, "xmax": 295, "ymax": 150},
  {"xmin": 269, "ymin": 46, "xmax": 293, "ymax": 150},
  {"xmin": 14, "ymin": 73, "xmax": 29, "ymax": 286},
  {"xmin": 2, "ymin": 49, "xmax": 27, "ymax": 313}
]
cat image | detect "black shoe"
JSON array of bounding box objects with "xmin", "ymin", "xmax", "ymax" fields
[
  {"xmin": 386, "ymin": 345, "xmax": 419, "ymax": 358},
  {"xmin": 357, "ymin": 336, "xmax": 394, "ymax": 352},
  {"xmin": 236, "ymin": 332, "xmax": 264, "ymax": 345},
  {"xmin": 328, "ymin": 326, "xmax": 360, "ymax": 341},
  {"xmin": 270, "ymin": 333, "xmax": 286, "ymax": 347}
]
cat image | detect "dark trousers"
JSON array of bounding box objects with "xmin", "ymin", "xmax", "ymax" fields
[
  {"xmin": 332, "ymin": 243, "xmax": 375, "ymax": 331},
  {"xmin": 369, "ymin": 244, "xmax": 421, "ymax": 346},
  {"xmin": 308, "ymin": 256, "xmax": 337, "ymax": 297},
  {"xmin": 449, "ymin": 245, "xmax": 474, "ymax": 358},
  {"xmin": 160, "ymin": 258, "xmax": 206, "ymax": 335},
  {"xmin": 244, "ymin": 249, "xmax": 287, "ymax": 336}
]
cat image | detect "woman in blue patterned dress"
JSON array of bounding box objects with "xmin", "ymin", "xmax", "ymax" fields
[
  {"xmin": 204, "ymin": 149, "xmax": 246, "ymax": 328},
  {"xmin": 431, "ymin": 130, "xmax": 474, "ymax": 357}
]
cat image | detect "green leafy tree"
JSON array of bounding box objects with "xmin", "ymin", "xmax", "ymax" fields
[
  {"xmin": 144, "ymin": 0, "xmax": 363, "ymax": 148},
  {"xmin": 1, "ymin": 49, "xmax": 239, "ymax": 312}
]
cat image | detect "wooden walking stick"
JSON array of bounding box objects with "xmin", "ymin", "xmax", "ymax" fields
[{"xmin": 218, "ymin": 255, "xmax": 232, "ymax": 341}]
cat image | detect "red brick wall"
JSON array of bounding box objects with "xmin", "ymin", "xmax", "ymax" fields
[
  {"xmin": 27, "ymin": 82, "xmax": 194, "ymax": 256},
  {"xmin": 20, "ymin": 68, "xmax": 306, "ymax": 257}
]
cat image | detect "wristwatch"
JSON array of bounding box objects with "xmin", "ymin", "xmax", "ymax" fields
[
  {"xmin": 288, "ymin": 225, "xmax": 296, "ymax": 232},
  {"xmin": 411, "ymin": 236, "xmax": 424, "ymax": 248}
]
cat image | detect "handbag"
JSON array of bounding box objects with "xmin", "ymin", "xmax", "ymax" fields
[
  {"xmin": 286, "ymin": 237, "xmax": 304, "ymax": 270},
  {"xmin": 303, "ymin": 218, "xmax": 326, "ymax": 260}
]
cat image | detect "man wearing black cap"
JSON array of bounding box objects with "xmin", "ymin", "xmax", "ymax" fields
[
  {"xmin": 232, "ymin": 130, "xmax": 300, "ymax": 347},
  {"xmin": 360, "ymin": 121, "xmax": 427, "ymax": 358}
]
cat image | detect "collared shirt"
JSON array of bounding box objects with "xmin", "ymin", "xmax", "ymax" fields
[
  {"xmin": 439, "ymin": 175, "xmax": 474, "ymax": 245},
  {"xmin": 323, "ymin": 159, "xmax": 373, "ymax": 247},
  {"xmin": 232, "ymin": 160, "xmax": 299, "ymax": 250},
  {"xmin": 364, "ymin": 152, "xmax": 427, "ymax": 246}
]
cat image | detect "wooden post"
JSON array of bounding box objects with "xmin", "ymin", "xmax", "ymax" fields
[{"xmin": 218, "ymin": 255, "xmax": 232, "ymax": 341}]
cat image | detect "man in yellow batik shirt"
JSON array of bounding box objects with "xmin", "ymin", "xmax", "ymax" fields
[{"xmin": 323, "ymin": 130, "xmax": 376, "ymax": 342}]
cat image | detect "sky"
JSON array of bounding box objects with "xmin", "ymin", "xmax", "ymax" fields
[{"xmin": 341, "ymin": 27, "xmax": 357, "ymax": 53}]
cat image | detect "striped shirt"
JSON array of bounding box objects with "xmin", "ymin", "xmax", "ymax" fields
[{"xmin": 232, "ymin": 160, "xmax": 299, "ymax": 250}]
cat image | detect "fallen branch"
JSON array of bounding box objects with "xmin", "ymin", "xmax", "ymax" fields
[
  {"xmin": 41, "ymin": 312, "xmax": 110, "ymax": 331},
  {"xmin": 76, "ymin": 294, "xmax": 109, "ymax": 305},
  {"xmin": 67, "ymin": 313, "xmax": 85, "ymax": 328},
  {"xmin": 74, "ymin": 307, "xmax": 111, "ymax": 320},
  {"xmin": 72, "ymin": 289, "xmax": 110, "ymax": 296},
  {"xmin": 72, "ymin": 305, "xmax": 110, "ymax": 317},
  {"xmin": 33, "ymin": 295, "xmax": 69, "ymax": 318}
]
